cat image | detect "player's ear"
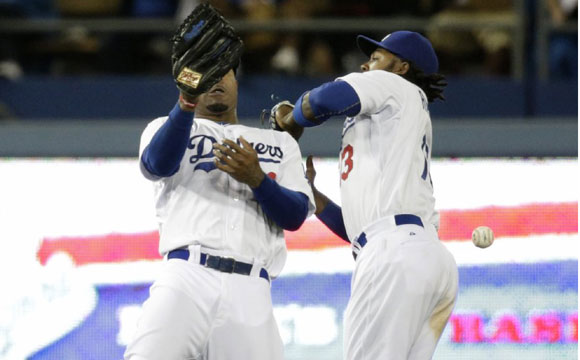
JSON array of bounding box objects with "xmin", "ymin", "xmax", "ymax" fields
[{"xmin": 395, "ymin": 61, "xmax": 410, "ymax": 75}]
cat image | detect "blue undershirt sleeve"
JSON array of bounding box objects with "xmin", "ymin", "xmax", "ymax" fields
[
  {"xmin": 141, "ymin": 102, "xmax": 194, "ymax": 177},
  {"xmin": 317, "ymin": 200, "xmax": 349, "ymax": 243},
  {"xmin": 292, "ymin": 80, "xmax": 361, "ymax": 127},
  {"xmin": 252, "ymin": 175, "xmax": 309, "ymax": 231}
]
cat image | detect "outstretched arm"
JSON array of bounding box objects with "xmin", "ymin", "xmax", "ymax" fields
[
  {"xmin": 141, "ymin": 94, "xmax": 198, "ymax": 177},
  {"xmin": 306, "ymin": 156, "xmax": 349, "ymax": 243},
  {"xmin": 276, "ymin": 80, "xmax": 362, "ymax": 140}
]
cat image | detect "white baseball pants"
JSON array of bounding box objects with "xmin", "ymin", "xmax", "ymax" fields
[
  {"xmin": 124, "ymin": 253, "xmax": 284, "ymax": 360},
  {"xmin": 344, "ymin": 217, "xmax": 458, "ymax": 360}
]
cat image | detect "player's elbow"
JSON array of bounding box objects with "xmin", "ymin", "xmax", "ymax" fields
[
  {"xmin": 280, "ymin": 198, "xmax": 309, "ymax": 231},
  {"xmin": 282, "ymin": 218, "xmax": 306, "ymax": 231},
  {"xmin": 284, "ymin": 215, "xmax": 306, "ymax": 231},
  {"xmin": 141, "ymin": 153, "xmax": 179, "ymax": 178}
]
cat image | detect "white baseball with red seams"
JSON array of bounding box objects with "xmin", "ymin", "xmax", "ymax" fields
[{"xmin": 472, "ymin": 226, "xmax": 495, "ymax": 248}]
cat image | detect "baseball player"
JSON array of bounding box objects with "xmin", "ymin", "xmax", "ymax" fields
[
  {"xmin": 124, "ymin": 5, "xmax": 315, "ymax": 360},
  {"xmin": 271, "ymin": 31, "xmax": 459, "ymax": 359}
]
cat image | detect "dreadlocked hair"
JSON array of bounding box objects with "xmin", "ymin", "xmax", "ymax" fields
[{"xmin": 400, "ymin": 61, "xmax": 447, "ymax": 103}]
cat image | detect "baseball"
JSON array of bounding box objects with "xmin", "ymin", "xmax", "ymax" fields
[{"xmin": 472, "ymin": 226, "xmax": 494, "ymax": 248}]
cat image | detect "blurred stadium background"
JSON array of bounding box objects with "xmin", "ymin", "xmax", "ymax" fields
[{"xmin": 0, "ymin": 0, "xmax": 577, "ymax": 359}]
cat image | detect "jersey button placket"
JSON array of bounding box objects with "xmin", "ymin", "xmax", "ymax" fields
[
  {"xmin": 225, "ymin": 130, "xmax": 240, "ymax": 234},
  {"xmin": 226, "ymin": 177, "xmax": 237, "ymax": 232},
  {"xmin": 229, "ymin": 186, "xmax": 240, "ymax": 231}
]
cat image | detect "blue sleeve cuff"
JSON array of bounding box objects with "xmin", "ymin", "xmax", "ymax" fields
[
  {"xmin": 292, "ymin": 92, "xmax": 320, "ymax": 128},
  {"xmin": 252, "ymin": 174, "xmax": 278, "ymax": 201},
  {"xmin": 141, "ymin": 102, "xmax": 194, "ymax": 177},
  {"xmin": 252, "ymin": 175, "xmax": 309, "ymax": 231},
  {"xmin": 317, "ymin": 200, "xmax": 349, "ymax": 242},
  {"xmin": 292, "ymin": 81, "xmax": 361, "ymax": 127},
  {"xmin": 168, "ymin": 102, "xmax": 195, "ymax": 129}
]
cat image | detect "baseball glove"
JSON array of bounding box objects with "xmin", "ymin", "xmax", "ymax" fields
[
  {"xmin": 262, "ymin": 100, "xmax": 294, "ymax": 131},
  {"xmin": 261, "ymin": 100, "xmax": 303, "ymax": 140},
  {"xmin": 171, "ymin": 3, "xmax": 243, "ymax": 97}
]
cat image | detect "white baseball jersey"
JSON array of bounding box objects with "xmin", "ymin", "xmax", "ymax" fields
[
  {"xmin": 337, "ymin": 70, "xmax": 439, "ymax": 240},
  {"xmin": 139, "ymin": 117, "xmax": 315, "ymax": 278}
]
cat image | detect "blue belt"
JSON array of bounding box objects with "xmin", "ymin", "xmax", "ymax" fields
[
  {"xmin": 168, "ymin": 249, "xmax": 270, "ymax": 282},
  {"xmin": 353, "ymin": 214, "xmax": 424, "ymax": 259}
]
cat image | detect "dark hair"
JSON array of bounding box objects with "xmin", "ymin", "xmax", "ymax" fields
[{"xmin": 400, "ymin": 61, "xmax": 447, "ymax": 103}]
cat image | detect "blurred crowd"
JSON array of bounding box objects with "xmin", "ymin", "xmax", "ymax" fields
[{"xmin": 0, "ymin": 0, "xmax": 577, "ymax": 80}]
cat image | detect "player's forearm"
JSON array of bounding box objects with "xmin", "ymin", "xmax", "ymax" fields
[
  {"xmin": 252, "ymin": 176, "xmax": 309, "ymax": 231},
  {"xmin": 316, "ymin": 198, "xmax": 349, "ymax": 242},
  {"xmin": 141, "ymin": 102, "xmax": 193, "ymax": 177},
  {"xmin": 278, "ymin": 107, "xmax": 305, "ymax": 141},
  {"xmin": 309, "ymin": 185, "xmax": 329, "ymax": 216}
]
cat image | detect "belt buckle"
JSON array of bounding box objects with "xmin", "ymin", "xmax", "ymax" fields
[{"xmin": 218, "ymin": 256, "xmax": 236, "ymax": 273}]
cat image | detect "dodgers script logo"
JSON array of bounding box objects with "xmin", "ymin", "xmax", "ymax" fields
[
  {"xmin": 188, "ymin": 135, "xmax": 284, "ymax": 172},
  {"xmin": 254, "ymin": 142, "xmax": 283, "ymax": 161},
  {"xmin": 188, "ymin": 135, "xmax": 218, "ymax": 172}
]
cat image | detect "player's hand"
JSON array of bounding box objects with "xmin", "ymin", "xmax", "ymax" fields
[
  {"xmin": 305, "ymin": 155, "xmax": 317, "ymax": 185},
  {"xmin": 179, "ymin": 92, "xmax": 198, "ymax": 112},
  {"xmin": 264, "ymin": 100, "xmax": 304, "ymax": 140},
  {"xmin": 213, "ymin": 136, "xmax": 265, "ymax": 188},
  {"xmin": 279, "ymin": 110, "xmax": 304, "ymax": 141},
  {"xmin": 306, "ymin": 155, "xmax": 328, "ymax": 215}
]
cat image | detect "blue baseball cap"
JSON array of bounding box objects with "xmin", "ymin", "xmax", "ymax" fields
[{"xmin": 357, "ymin": 31, "xmax": 439, "ymax": 74}]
